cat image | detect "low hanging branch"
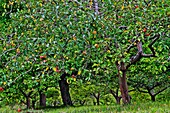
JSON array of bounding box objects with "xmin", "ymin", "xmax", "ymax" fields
[{"xmin": 126, "ymin": 34, "xmax": 160, "ymax": 69}]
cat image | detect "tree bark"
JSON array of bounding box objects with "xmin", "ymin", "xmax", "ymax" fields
[
  {"xmin": 79, "ymin": 100, "xmax": 86, "ymax": 106},
  {"xmin": 96, "ymin": 98, "xmax": 100, "ymax": 105},
  {"xmin": 110, "ymin": 89, "xmax": 122, "ymax": 104},
  {"xmin": 151, "ymin": 95, "xmax": 156, "ymax": 101},
  {"xmin": 119, "ymin": 71, "xmax": 131, "ymax": 104},
  {"xmin": 39, "ymin": 92, "xmax": 46, "ymax": 107},
  {"xmin": 26, "ymin": 97, "xmax": 31, "ymax": 109},
  {"xmin": 116, "ymin": 97, "xmax": 121, "ymax": 104},
  {"xmin": 93, "ymin": 93, "xmax": 100, "ymax": 105},
  {"xmin": 59, "ymin": 73, "xmax": 73, "ymax": 106},
  {"xmin": 32, "ymin": 100, "xmax": 36, "ymax": 109},
  {"xmin": 116, "ymin": 61, "xmax": 131, "ymax": 104}
]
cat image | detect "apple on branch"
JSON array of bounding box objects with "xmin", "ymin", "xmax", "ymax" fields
[
  {"xmin": 53, "ymin": 66, "xmax": 61, "ymax": 73},
  {"xmin": 17, "ymin": 108, "xmax": 22, "ymax": 112},
  {"xmin": 72, "ymin": 74, "xmax": 76, "ymax": 78},
  {"xmin": 40, "ymin": 55, "xmax": 47, "ymax": 59},
  {"xmin": 0, "ymin": 87, "xmax": 4, "ymax": 92}
]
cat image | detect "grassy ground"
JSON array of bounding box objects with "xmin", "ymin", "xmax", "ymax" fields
[{"xmin": 0, "ymin": 101, "xmax": 169, "ymax": 113}]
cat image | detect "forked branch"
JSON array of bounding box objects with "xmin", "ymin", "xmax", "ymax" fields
[
  {"xmin": 142, "ymin": 34, "xmax": 160, "ymax": 57},
  {"xmin": 127, "ymin": 34, "xmax": 160, "ymax": 69}
]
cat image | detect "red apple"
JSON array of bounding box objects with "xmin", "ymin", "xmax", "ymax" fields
[
  {"xmin": 118, "ymin": 16, "xmax": 122, "ymax": 18},
  {"xmin": 72, "ymin": 74, "xmax": 76, "ymax": 78},
  {"xmin": 55, "ymin": 66, "xmax": 61, "ymax": 73},
  {"xmin": 135, "ymin": 5, "xmax": 139, "ymax": 8},
  {"xmin": 145, "ymin": 33, "xmax": 150, "ymax": 36},
  {"xmin": 143, "ymin": 28, "xmax": 147, "ymax": 32},
  {"xmin": 17, "ymin": 108, "xmax": 21, "ymax": 112},
  {"xmin": 40, "ymin": 55, "xmax": 46, "ymax": 59},
  {"xmin": 0, "ymin": 87, "xmax": 4, "ymax": 92}
]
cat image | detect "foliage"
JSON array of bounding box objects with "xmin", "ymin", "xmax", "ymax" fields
[{"xmin": 0, "ymin": 0, "xmax": 169, "ymax": 108}]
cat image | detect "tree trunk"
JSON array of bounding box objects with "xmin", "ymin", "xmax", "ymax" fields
[
  {"xmin": 53, "ymin": 101, "xmax": 57, "ymax": 106},
  {"xmin": 79, "ymin": 100, "xmax": 86, "ymax": 106},
  {"xmin": 151, "ymin": 95, "xmax": 156, "ymax": 101},
  {"xmin": 110, "ymin": 89, "xmax": 121, "ymax": 104},
  {"xmin": 93, "ymin": 93, "xmax": 100, "ymax": 105},
  {"xmin": 19, "ymin": 89, "xmax": 33, "ymax": 109},
  {"xmin": 39, "ymin": 92, "xmax": 46, "ymax": 107},
  {"xmin": 93, "ymin": 101, "xmax": 96, "ymax": 105},
  {"xmin": 96, "ymin": 97, "xmax": 100, "ymax": 105},
  {"xmin": 59, "ymin": 75, "xmax": 73, "ymax": 106},
  {"xmin": 32, "ymin": 100, "xmax": 36, "ymax": 109},
  {"xmin": 26, "ymin": 97, "xmax": 31, "ymax": 109},
  {"xmin": 116, "ymin": 97, "xmax": 121, "ymax": 104},
  {"xmin": 119, "ymin": 71, "xmax": 131, "ymax": 104}
]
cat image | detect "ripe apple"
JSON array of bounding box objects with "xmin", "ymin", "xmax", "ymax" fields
[
  {"xmin": 40, "ymin": 55, "xmax": 46, "ymax": 59},
  {"xmin": 118, "ymin": 16, "xmax": 122, "ymax": 18},
  {"xmin": 0, "ymin": 87, "xmax": 4, "ymax": 92},
  {"xmin": 17, "ymin": 108, "xmax": 21, "ymax": 112},
  {"xmin": 70, "ymin": 68, "xmax": 74, "ymax": 71},
  {"xmin": 55, "ymin": 66, "xmax": 61, "ymax": 73},
  {"xmin": 145, "ymin": 33, "xmax": 150, "ymax": 36},
  {"xmin": 143, "ymin": 28, "xmax": 147, "ymax": 32},
  {"xmin": 135, "ymin": 5, "xmax": 139, "ymax": 8},
  {"xmin": 93, "ymin": 30, "xmax": 97, "ymax": 35},
  {"xmin": 72, "ymin": 74, "xmax": 76, "ymax": 78},
  {"xmin": 82, "ymin": 50, "xmax": 87, "ymax": 55},
  {"xmin": 94, "ymin": 44, "xmax": 99, "ymax": 48}
]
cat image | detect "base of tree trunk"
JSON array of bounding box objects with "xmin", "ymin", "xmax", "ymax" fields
[{"xmin": 59, "ymin": 78, "xmax": 73, "ymax": 106}]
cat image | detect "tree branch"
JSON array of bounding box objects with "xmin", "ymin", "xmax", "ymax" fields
[
  {"xmin": 28, "ymin": 91, "xmax": 34, "ymax": 97},
  {"xmin": 20, "ymin": 99, "xmax": 26, "ymax": 105},
  {"xmin": 110, "ymin": 89, "xmax": 116, "ymax": 97},
  {"xmin": 93, "ymin": 0, "xmax": 99, "ymax": 15},
  {"xmin": 126, "ymin": 34, "xmax": 160, "ymax": 69},
  {"xmin": 126, "ymin": 41, "xmax": 143, "ymax": 69},
  {"xmin": 154, "ymin": 86, "xmax": 170, "ymax": 96},
  {"xmin": 19, "ymin": 89, "xmax": 27, "ymax": 97},
  {"xmin": 142, "ymin": 34, "xmax": 160, "ymax": 57},
  {"xmin": 128, "ymin": 89, "xmax": 136, "ymax": 92},
  {"xmin": 126, "ymin": 39, "xmax": 136, "ymax": 52},
  {"xmin": 137, "ymin": 87, "xmax": 148, "ymax": 93}
]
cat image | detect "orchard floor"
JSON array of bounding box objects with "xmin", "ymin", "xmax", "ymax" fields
[{"xmin": 0, "ymin": 101, "xmax": 169, "ymax": 113}]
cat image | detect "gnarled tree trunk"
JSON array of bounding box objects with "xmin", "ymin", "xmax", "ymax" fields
[
  {"xmin": 116, "ymin": 62, "xmax": 131, "ymax": 104},
  {"xmin": 119, "ymin": 70, "xmax": 131, "ymax": 104},
  {"xmin": 59, "ymin": 73, "xmax": 73, "ymax": 106}
]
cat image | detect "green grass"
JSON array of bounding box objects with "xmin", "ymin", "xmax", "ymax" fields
[{"xmin": 0, "ymin": 101, "xmax": 170, "ymax": 113}]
